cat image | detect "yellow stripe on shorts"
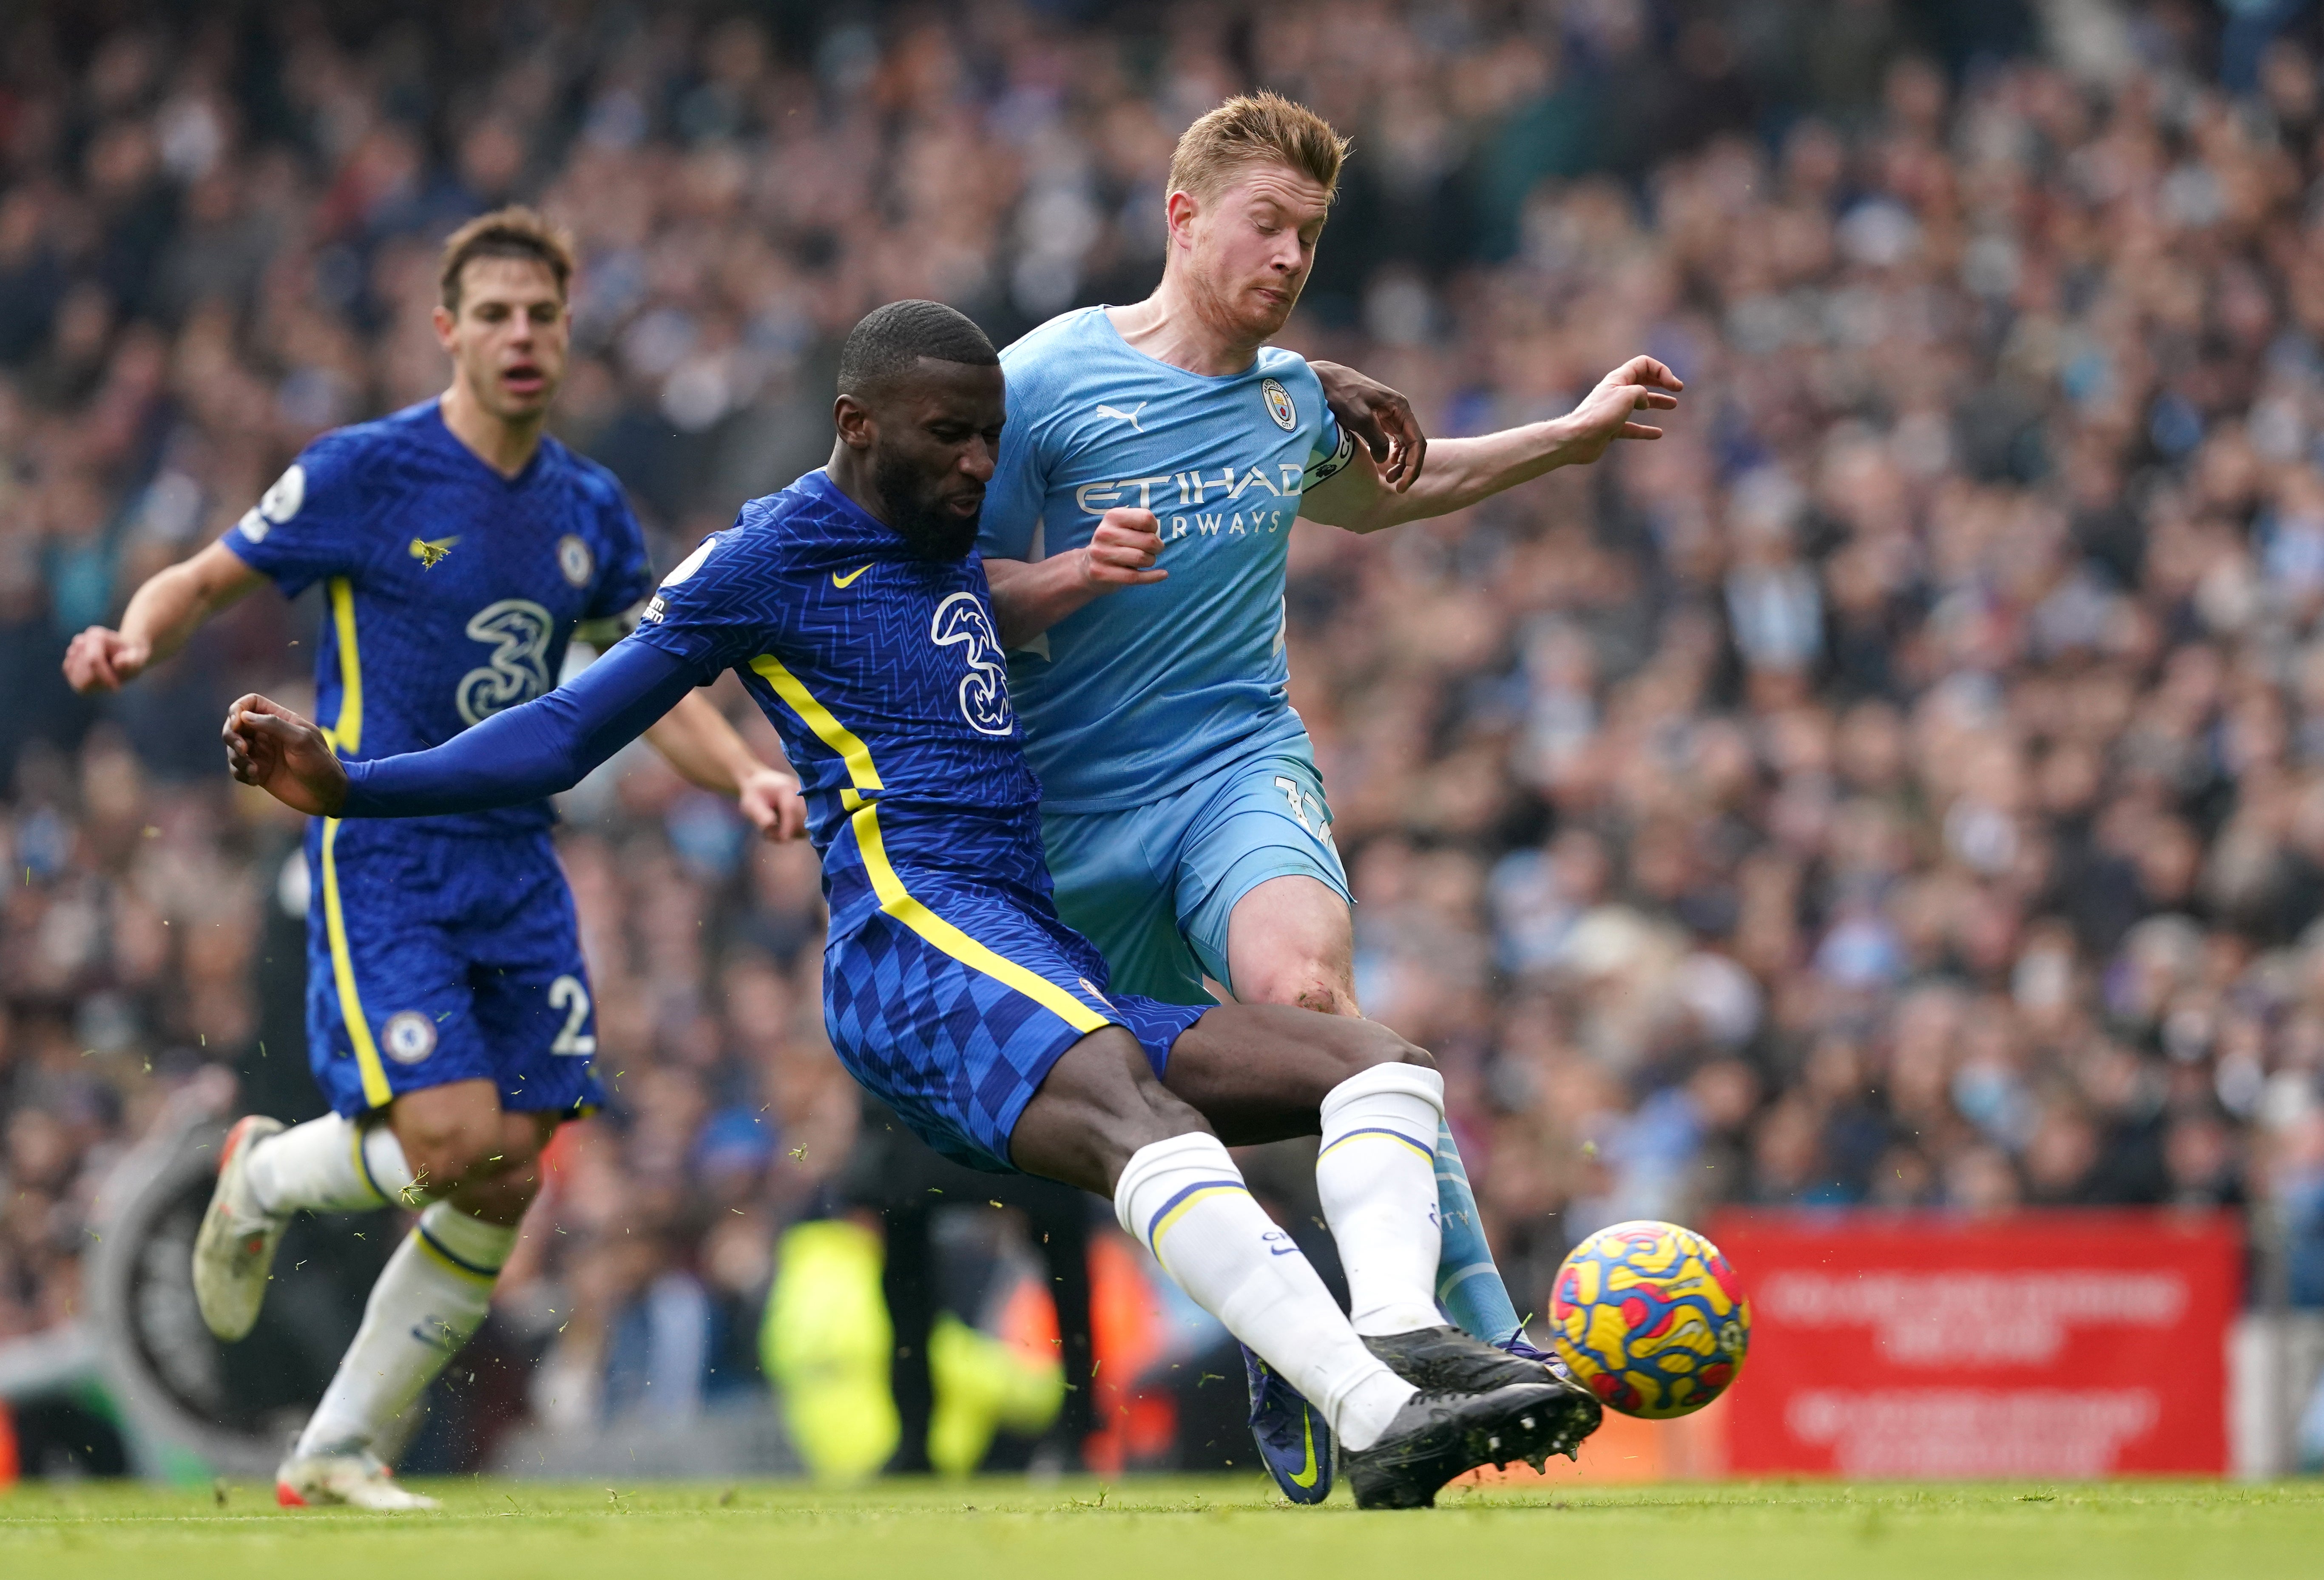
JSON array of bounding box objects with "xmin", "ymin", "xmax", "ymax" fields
[{"xmin": 319, "ymin": 817, "xmax": 392, "ymax": 1109}]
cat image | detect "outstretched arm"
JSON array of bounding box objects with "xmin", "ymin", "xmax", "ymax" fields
[
  {"xmin": 65, "ymin": 540, "xmax": 267, "ymax": 692},
  {"xmin": 1298, "ymin": 356, "xmax": 1682, "ymax": 534},
  {"xmin": 224, "ymin": 639, "xmax": 702, "ymax": 819}
]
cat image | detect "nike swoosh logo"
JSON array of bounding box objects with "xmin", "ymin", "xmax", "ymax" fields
[
  {"xmin": 1269, "ymin": 1244, "xmax": 1297, "ymax": 1255},
  {"xmin": 1288, "ymin": 1407, "xmax": 1319, "ymax": 1488},
  {"xmin": 408, "ymin": 536, "xmax": 459, "ymax": 567},
  {"xmin": 831, "ymin": 564, "xmax": 872, "ymax": 588}
]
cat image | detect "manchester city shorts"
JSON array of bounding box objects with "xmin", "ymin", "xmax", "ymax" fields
[
  {"xmin": 303, "ymin": 819, "xmax": 604, "ymax": 1120},
  {"xmin": 821, "ymin": 882, "xmax": 1207, "ymax": 1173},
  {"xmin": 1037, "ymin": 744, "xmax": 1351, "ymax": 1007}
]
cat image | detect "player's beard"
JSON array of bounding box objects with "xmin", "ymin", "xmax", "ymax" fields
[{"xmin": 876, "ymin": 454, "xmax": 982, "ymax": 562}]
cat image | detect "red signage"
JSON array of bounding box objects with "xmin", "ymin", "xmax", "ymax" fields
[{"xmin": 1708, "ymin": 1211, "xmax": 2241, "ymax": 1477}]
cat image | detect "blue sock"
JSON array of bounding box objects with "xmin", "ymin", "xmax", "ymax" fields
[{"xmin": 1432, "ymin": 1119, "xmax": 1526, "ymax": 1345}]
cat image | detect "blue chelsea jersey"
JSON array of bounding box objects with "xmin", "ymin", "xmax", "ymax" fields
[
  {"xmin": 978, "ymin": 306, "xmax": 1356, "ymax": 812},
  {"xmin": 224, "ymin": 400, "xmax": 655, "ymax": 836},
  {"xmin": 624, "ymin": 470, "xmax": 1055, "ymax": 937}
]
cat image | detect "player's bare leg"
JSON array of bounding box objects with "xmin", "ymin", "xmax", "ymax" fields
[
  {"xmin": 1223, "ymin": 874, "xmax": 1360, "ymax": 1016},
  {"xmin": 1010, "ymin": 1027, "xmax": 1576, "ymax": 1507},
  {"xmin": 386, "ymin": 1080, "xmax": 557, "ymax": 1224},
  {"xmin": 1224, "ymin": 874, "xmax": 1538, "ymax": 1353}
]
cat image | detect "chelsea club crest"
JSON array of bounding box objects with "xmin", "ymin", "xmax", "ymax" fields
[{"xmin": 1261, "ymin": 377, "xmax": 1297, "ymax": 431}]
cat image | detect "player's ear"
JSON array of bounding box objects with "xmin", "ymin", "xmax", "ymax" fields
[
  {"xmin": 432, "ymin": 304, "xmax": 457, "ymax": 348},
  {"xmin": 832, "ymin": 392, "xmax": 876, "ymax": 451},
  {"xmin": 1165, "ymin": 188, "xmax": 1201, "ymax": 250}
]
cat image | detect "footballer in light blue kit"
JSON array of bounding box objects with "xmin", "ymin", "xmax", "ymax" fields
[
  {"xmin": 979, "ymin": 93, "xmax": 1684, "ymax": 1496},
  {"xmin": 979, "ymin": 303, "xmax": 1361, "ymax": 999},
  {"xmin": 66, "ymin": 210, "xmax": 801, "ymax": 1510},
  {"xmin": 222, "ymin": 301, "xmax": 1601, "ymax": 1510}
]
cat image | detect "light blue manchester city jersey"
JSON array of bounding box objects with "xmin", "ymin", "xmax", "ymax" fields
[{"xmin": 980, "ymin": 307, "xmax": 1355, "ymax": 812}]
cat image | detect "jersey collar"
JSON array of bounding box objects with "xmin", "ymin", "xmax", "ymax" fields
[{"xmin": 427, "ymin": 399, "xmax": 550, "ymax": 490}]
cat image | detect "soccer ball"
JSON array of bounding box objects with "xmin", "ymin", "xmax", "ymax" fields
[{"xmin": 1548, "ymin": 1220, "xmax": 1749, "ymax": 1419}]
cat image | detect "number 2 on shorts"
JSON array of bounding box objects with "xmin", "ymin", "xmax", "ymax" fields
[{"xmin": 548, "ymin": 973, "xmax": 597, "ymax": 1055}]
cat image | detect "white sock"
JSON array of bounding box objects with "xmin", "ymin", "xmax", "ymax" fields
[
  {"xmin": 247, "ymin": 1114, "xmax": 418, "ymax": 1215},
  {"xmin": 293, "ymin": 1202, "xmax": 517, "ymax": 1459},
  {"xmin": 1316, "ymin": 1063, "xmax": 1447, "ymax": 1336},
  {"xmin": 1114, "ymin": 1131, "xmax": 1414, "ymax": 1451}
]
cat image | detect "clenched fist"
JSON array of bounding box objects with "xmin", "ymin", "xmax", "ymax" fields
[
  {"xmin": 223, "ymin": 695, "xmax": 349, "ymax": 817},
  {"xmin": 1078, "ymin": 508, "xmax": 1168, "ymax": 593},
  {"xmin": 64, "ymin": 627, "xmax": 151, "ymax": 693}
]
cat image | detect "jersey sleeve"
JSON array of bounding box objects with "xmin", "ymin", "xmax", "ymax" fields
[
  {"xmin": 582, "ymin": 470, "xmax": 657, "ymax": 623},
  {"xmin": 220, "ymin": 438, "xmax": 368, "ymax": 598},
  {"xmin": 622, "ymin": 524, "xmax": 765, "ymax": 685},
  {"xmin": 341, "ymin": 640, "xmax": 699, "ymax": 820},
  {"xmin": 979, "ymin": 348, "xmax": 1056, "ymax": 562}
]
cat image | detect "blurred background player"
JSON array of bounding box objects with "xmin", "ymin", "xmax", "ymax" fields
[
  {"xmin": 219, "ymin": 299, "xmax": 1600, "ymax": 1508},
  {"xmin": 976, "ymin": 92, "xmax": 1680, "ymax": 1493},
  {"xmin": 60, "ymin": 207, "xmax": 805, "ymax": 1508}
]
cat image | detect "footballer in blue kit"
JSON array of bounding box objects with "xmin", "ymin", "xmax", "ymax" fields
[
  {"xmin": 625, "ymin": 464, "xmax": 1213, "ymax": 1172},
  {"xmin": 226, "ymin": 396, "xmax": 647, "ymax": 1123},
  {"xmin": 222, "ymin": 299, "xmax": 1600, "ymax": 1509},
  {"xmin": 67, "ymin": 209, "xmax": 803, "ymax": 1510}
]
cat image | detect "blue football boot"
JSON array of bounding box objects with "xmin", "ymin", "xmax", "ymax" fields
[{"xmin": 1242, "ymin": 1343, "xmax": 1333, "ymax": 1503}]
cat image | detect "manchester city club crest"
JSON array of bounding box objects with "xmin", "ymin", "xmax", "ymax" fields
[{"xmin": 1261, "ymin": 376, "xmax": 1297, "ymax": 431}]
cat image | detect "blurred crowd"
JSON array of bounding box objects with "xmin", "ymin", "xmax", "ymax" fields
[{"xmin": 7, "ymin": 0, "xmax": 2324, "ymax": 1468}]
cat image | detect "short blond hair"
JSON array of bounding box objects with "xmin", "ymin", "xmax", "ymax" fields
[
  {"xmin": 438, "ymin": 206, "xmax": 575, "ymax": 312},
  {"xmin": 1167, "ymin": 92, "xmax": 1350, "ymax": 205}
]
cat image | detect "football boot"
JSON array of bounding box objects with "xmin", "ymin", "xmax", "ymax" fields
[
  {"xmin": 1344, "ymin": 1381, "xmax": 1573, "ymax": 1509},
  {"xmin": 191, "ymin": 1115, "xmax": 287, "ymax": 1342},
  {"xmin": 1363, "ymin": 1324, "xmax": 1601, "ymax": 1459},
  {"xmin": 1242, "ymin": 1343, "xmax": 1333, "ymax": 1504},
  {"xmin": 276, "ymin": 1447, "xmax": 439, "ymax": 1510}
]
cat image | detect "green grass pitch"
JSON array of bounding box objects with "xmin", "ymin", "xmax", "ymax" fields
[{"xmin": 6, "ymin": 1476, "xmax": 2324, "ymax": 1580}]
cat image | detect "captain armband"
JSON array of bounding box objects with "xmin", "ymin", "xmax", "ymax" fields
[{"xmin": 1302, "ymin": 428, "xmax": 1358, "ymax": 491}]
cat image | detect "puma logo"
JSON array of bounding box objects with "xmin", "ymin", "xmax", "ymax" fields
[
  {"xmin": 831, "ymin": 564, "xmax": 872, "ymax": 588},
  {"xmin": 1095, "ymin": 402, "xmax": 1147, "ymax": 433}
]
